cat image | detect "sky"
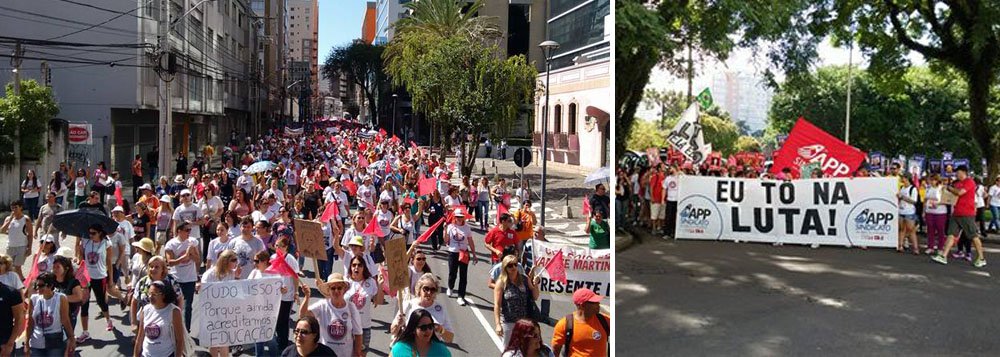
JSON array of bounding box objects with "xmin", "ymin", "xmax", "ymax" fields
[{"xmin": 318, "ymin": 0, "xmax": 367, "ymax": 63}]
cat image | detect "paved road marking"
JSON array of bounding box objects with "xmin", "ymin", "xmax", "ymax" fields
[{"xmin": 467, "ymin": 298, "xmax": 504, "ymax": 351}]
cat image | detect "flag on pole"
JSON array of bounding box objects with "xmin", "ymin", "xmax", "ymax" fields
[
  {"xmin": 114, "ymin": 186, "xmax": 123, "ymax": 207},
  {"xmin": 265, "ymin": 250, "xmax": 298, "ymax": 277},
  {"xmin": 544, "ymin": 250, "xmax": 567, "ymax": 285},
  {"xmin": 666, "ymin": 103, "xmax": 712, "ymax": 165},
  {"xmin": 362, "ymin": 214, "xmax": 385, "ymax": 237},
  {"xmin": 320, "ymin": 201, "xmax": 340, "ymax": 222},
  {"xmin": 416, "ymin": 216, "xmax": 446, "ymax": 243},
  {"xmin": 696, "ymin": 87, "xmax": 713, "ymax": 108},
  {"xmin": 418, "ymin": 177, "xmax": 436, "ymax": 196},
  {"xmin": 342, "ymin": 180, "xmax": 358, "ymax": 196},
  {"xmin": 359, "ymin": 155, "xmax": 370, "ymax": 168}
]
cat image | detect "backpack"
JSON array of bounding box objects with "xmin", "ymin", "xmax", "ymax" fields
[{"xmin": 563, "ymin": 313, "xmax": 610, "ymax": 357}]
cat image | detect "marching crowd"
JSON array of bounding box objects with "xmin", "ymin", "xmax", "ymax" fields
[
  {"xmin": 0, "ymin": 124, "xmax": 610, "ymax": 357},
  {"xmin": 616, "ymin": 158, "xmax": 995, "ymax": 268}
]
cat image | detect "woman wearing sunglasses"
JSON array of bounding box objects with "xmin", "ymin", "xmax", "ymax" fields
[
  {"xmin": 299, "ymin": 272, "xmax": 363, "ymax": 357},
  {"xmin": 493, "ymin": 255, "xmax": 541, "ymax": 346},
  {"xmin": 390, "ymin": 308, "xmax": 451, "ymax": 357},
  {"xmin": 391, "ymin": 274, "xmax": 453, "ymax": 344},
  {"xmin": 346, "ymin": 255, "xmax": 383, "ymax": 353},
  {"xmin": 25, "ymin": 272, "xmax": 75, "ymax": 357},
  {"xmin": 281, "ymin": 316, "xmax": 335, "ymax": 357},
  {"xmin": 133, "ymin": 281, "xmax": 183, "ymax": 357},
  {"xmin": 78, "ymin": 224, "xmax": 115, "ymax": 338}
]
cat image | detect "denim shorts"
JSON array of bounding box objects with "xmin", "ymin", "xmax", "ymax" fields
[{"xmin": 900, "ymin": 214, "xmax": 918, "ymax": 222}]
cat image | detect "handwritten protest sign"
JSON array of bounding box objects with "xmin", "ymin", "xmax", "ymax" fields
[
  {"xmin": 295, "ymin": 219, "xmax": 327, "ymax": 261},
  {"xmin": 192, "ymin": 277, "xmax": 282, "ymax": 347},
  {"xmin": 384, "ymin": 238, "xmax": 408, "ymax": 291},
  {"xmin": 532, "ymin": 240, "xmax": 611, "ymax": 302}
]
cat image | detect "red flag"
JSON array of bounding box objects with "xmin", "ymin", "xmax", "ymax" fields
[
  {"xmin": 497, "ymin": 201, "xmax": 509, "ymax": 225},
  {"xmin": 23, "ymin": 253, "xmax": 40, "ymax": 288},
  {"xmin": 418, "ymin": 177, "xmax": 436, "ymax": 196},
  {"xmin": 342, "ymin": 180, "xmax": 358, "ymax": 196},
  {"xmin": 320, "ymin": 201, "xmax": 340, "ymax": 222},
  {"xmin": 75, "ymin": 261, "xmax": 91, "ymax": 287},
  {"xmin": 361, "ymin": 214, "xmax": 385, "ymax": 237},
  {"xmin": 378, "ymin": 128, "xmax": 387, "ymax": 138},
  {"xmin": 544, "ymin": 250, "xmax": 567, "ymax": 285},
  {"xmin": 770, "ymin": 117, "xmax": 867, "ymax": 178},
  {"xmin": 358, "ymin": 155, "xmax": 369, "ymax": 168},
  {"xmin": 265, "ymin": 250, "xmax": 298, "ymax": 278},
  {"xmin": 385, "ymin": 160, "xmax": 393, "ymax": 174},
  {"xmin": 416, "ymin": 216, "xmax": 446, "ymax": 243},
  {"xmin": 445, "ymin": 209, "xmax": 456, "ymax": 224},
  {"xmin": 114, "ymin": 185, "xmax": 123, "ymax": 206},
  {"xmin": 403, "ymin": 197, "xmax": 415, "ymax": 206},
  {"xmin": 390, "ymin": 135, "xmax": 400, "ymax": 144}
]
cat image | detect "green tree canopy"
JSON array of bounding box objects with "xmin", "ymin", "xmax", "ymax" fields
[
  {"xmin": 323, "ymin": 42, "xmax": 386, "ymax": 127},
  {"xmin": 0, "ymin": 79, "xmax": 59, "ymax": 164},
  {"xmin": 768, "ymin": 66, "xmax": 976, "ymax": 162}
]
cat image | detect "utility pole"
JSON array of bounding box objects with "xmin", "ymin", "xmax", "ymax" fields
[
  {"xmin": 11, "ymin": 41, "xmax": 23, "ymax": 174},
  {"xmin": 845, "ymin": 27, "xmax": 854, "ymax": 145},
  {"xmin": 157, "ymin": 0, "xmax": 174, "ymax": 179}
]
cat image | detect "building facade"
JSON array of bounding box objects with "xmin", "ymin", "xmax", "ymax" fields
[
  {"xmin": 286, "ymin": 0, "xmax": 319, "ymax": 108},
  {"xmin": 534, "ymin": 0, "xmax": 611, "ymax": 170},
  {"xmin": 363, "ymin": 2, "xmax": 378, "ymax": 44},
  {"xmin": 711, "ymin": 71, "xmax": 774, "ymax": 133},
  {"xmin": 1, "ymin": 0, "xmax": 265, "ymax": 176},
  {"xmin": 374, "ymin": 0, "xmax": 407, "ymax": 45}
]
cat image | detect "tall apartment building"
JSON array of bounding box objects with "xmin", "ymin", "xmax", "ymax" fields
[
  {"xmin": 534, "ymin": 0, "xmax": 611, "ymax": 169},
  {"xmin": 711, "ymin": 71, "xmax": 774, "ymax": 133},
  {"xmin": 251, "ymin": 0, "xmax": 289, "ymax": 125},
  {"xmin": 374, "ymin": 0, "xmax": 407, "ymax": 45},
  {"xmin": 1, "ymin": 0, "xmax": 264, "ymax": 174},
  {"xmin": 363, "ymin": 2, "xmax": 377, "ymax": 44},
  {"xmin": 286, "ymin": 0, "xmax": 319, "ymax": 106}
]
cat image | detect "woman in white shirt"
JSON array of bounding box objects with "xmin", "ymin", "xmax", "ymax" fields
[
  {"xmin": 200, "ymin": 249, "xmax": 238, "ymax": 357},
  {"xmin": 924, "ymin": 174, "xmax": 949, "ymax": 254},
  {"xmin": 134, "ymin": 281, "xmax": 184, "ymax": 357},
  {"xmin": 298, "ymin": 273, "xmax": 364, "ymax": 357},
  {"xmin": 444, "ymin": 211, "xmax": 478, "ymax": 306},
  {"xmin": 345, "ymin": 255, "xmax": 383, "ymax": 353},
  {"xmin": 897, "ymin": 175, "xmax": 919, "ymax": 254},
  {"xmin": 26, "ymin": 272, "xmax": 75, "ymax": 355},
  {"xmin": 390, "ymin": 201, "xmax": 416, "ymax": 247}
]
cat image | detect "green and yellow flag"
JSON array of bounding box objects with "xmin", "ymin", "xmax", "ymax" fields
[{"xmin": 696, "ymin": 87, "xmax": 713, "ymax": 109}]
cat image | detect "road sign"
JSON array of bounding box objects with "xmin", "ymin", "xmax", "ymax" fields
[{"xmin": 514, "ymin": 147, "xmax": 531, "ymax": 168}]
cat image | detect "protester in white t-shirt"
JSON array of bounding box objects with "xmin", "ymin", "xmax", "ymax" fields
[
  {"xmin": 299, "ymin": 273, "xmax": 364, "ymax": 357},
  {"xmin": 988, "ymin": 177, "xmax": 1000, "ymax": 233},
  {"xmin": 163, "ymin": 222, "xmax": 200, "ymax": 331},
  {"xmin": 897, "ymin": 176, "xmax": 919, "ymax": 254}
]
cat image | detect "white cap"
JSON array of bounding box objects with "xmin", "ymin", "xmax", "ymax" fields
[
  {"xmin": 180, "ymin": 189, "xmax": 192, "ymax": 196},
  {"xmin": 111, "ymin": 206, "xmax": 125, "ymax": 213}
]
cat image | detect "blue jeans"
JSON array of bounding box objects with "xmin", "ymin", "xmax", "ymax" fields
[
  {"xmin": 477, "ymin": 200, "xmax": 489, "ymax": 229},
  {"xmin": 179, "ymin": 281, "xmax": 195, "ymax": 331},
  {"xmin": 23, "ymin": 196, "xmax": 39, "ymax": 220},
  {"xmin": 990, "ymin": 206, "xmax": 1000, "ymax": 232},
  {"xmin": 254, "ymin": 337, "xmax": 278, "ymax": 357},
  {"xmin": 317, "ymin": 247, "xmax": 335, "ymax": 280}
]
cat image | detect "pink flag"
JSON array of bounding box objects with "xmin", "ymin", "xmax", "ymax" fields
[
  {"xmin": 359, "ymin": 155, "xmax": 370, "ymax": 169},
  {"xmin": 76, "ymin": 261, "xmax": 91, "ymax": 287},
  {"xmin": 265, "ymin": 250, "xmax": 298, "ymax": 277},
  {"xmin": 23, "ymin": 253, "xmax": 40, "ymax": 288},
  {"xmin": 361, "ymin": 214, "xmax": 385, "ymax": 237},
  {"xmin": 448, "ymin": 162, "xmax": 457, "ymax": 172},
  {"xmin": 114, "ymin": 186, "xmax": 123, "ymax": 207},
  {"xmin": 320, "ymin": 201, "xmax": 340, "ymax": 222},
  {"xmin": 416, "ymin": 216, "xmax": 446, "ymax": 243},
  {"xmin": 544, "ymin": 250, "xmax": 567, "ymax": 285},
  {"xmin": 582, "ymin": 198, "xmax": 591, "ymax": 216},
  {"xmin": 342, "ymin": 180, "xmax": 358, "ymax": 197},
  {"xmin": 418, "ymin": 177, "xmax": 436, "ymax": 196}
]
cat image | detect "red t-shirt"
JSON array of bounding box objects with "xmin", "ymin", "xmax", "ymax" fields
[
  {"xmin": 953, "ymin": 178, "xmax": 977, "ymax": 217},
  {"xmin": 484, "ymin": 226, "xmax": 517, "ymax": 263},
  {"xmin": 650, "ymin": 172, "xmax": 665, "ymax": 203}
]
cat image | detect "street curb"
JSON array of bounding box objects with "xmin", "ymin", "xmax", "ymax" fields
[{"xmin": 615, "ymin": 229, "xmax": 635, "ymax": 253}]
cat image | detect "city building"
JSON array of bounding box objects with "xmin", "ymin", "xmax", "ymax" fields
[
  {"xmin": 251, "ymin": 0, "xmax": 289, "ymax": 126},
  {"xmin": 1, "ymin": 0, "xmax": 265, "ymax": 174},
  {"xmin": 286, "ymin": 0, "xmax": 319, "ymax": 111},
  {"xmin": 374, "ymin": 0, "xmax": 407, "ymax": 45},
  {"xmin": 711, "ymin": 71, "xmax": 774, "ymax": 133},
  {"xmin": 534, "ymin": 0, "xmax": 612, "ymax": 170}
]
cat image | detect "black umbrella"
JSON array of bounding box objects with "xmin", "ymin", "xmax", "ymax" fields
[{"xmin": 52, "ymin": 209, "xmax": 117, "ymax": 238}]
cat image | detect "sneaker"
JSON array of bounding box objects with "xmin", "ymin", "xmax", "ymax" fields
[
  {"xmin": 106, "ymin": 320, "xmax": 113, "ymax": 331},
  {"xmin": 76, "ymin": 332, "xmax": 90, "ymax": 343},
  {"xmin": 951, "ymin": 251, "xmax": 965, "ymax": 259},
  {"xmin": 457, "ymin": 297, "xmax": 467, "ymax": 306},
  {"xmin": 973, "ymin": 259, "xmax": 987, "ymax": 268},
  {"xmin": 447, "ymin": 288, "xmax": 456, "ymax": 298},
  {"xmin": 965, "ymin": 253, "xmax": 973, "ymax": 262},
  {"xmin": 931, "ymin": 254, "xmax": 948, "ymax": 265},
  {"xmin": 924, "ymin": 248, "xmax": 935, "ymax": 255}
]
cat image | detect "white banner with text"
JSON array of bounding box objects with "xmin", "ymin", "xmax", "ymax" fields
[
  {"xmin": 675, "ymin": 176, "xmax": 899, "ymax": 247},
  {"xmin": 532, "ymin": 240, "xmax": 611, "ymax": 302}
]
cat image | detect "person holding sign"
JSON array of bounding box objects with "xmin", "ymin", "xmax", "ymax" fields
[
  {"xmin": 281, "ymin": 316, "xmax": 335, "ymax": 357},
  {"xmin": 345, "ymin": 255, "xmax": 384, "ymax": 353},
  {"xmin": 389, "ymin": 308, "xmax": 452, "ymax": 357},
  {"xmin": 25, "ymin": 272, "xmax": 76, "ymax": 356},
  {"xmin": 268, "ymin": 237, "xmax": 301, "ymax": 352},
  {"xmin": 199, "ymin": 249, "xmax": 239, "ymax": 357},
  {"xmin": 298, "ymin": 273, "xmax": 363, "ymax": 357},
  {"xmin": 134, "ymin": 281, "xmax": 184, "ymax": 357},
  {"xmin": 390, "ymin": 201, "xmax": 416, "ymax": 248},
  {"xmin": 932, "ymin": 166, "xmax": 988, "ymax": 268},
  {"xmin": 444, "ymin": 210, "xmax": 478, "ymax": 306},
  {"xmin": 248, "ymin": 251, "xmax": 282, "ymax": 356},
  {"xmin": 391, "ymin": 273, "xmax": 453, "ymax": 344},
  {"xmin": 228, "ymin": 216, "xmax": 267, "ymax": 280}
]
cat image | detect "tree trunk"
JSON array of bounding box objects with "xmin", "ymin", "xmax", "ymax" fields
[
  {"xmin": 966, "ymin": 63, "xmax": 999, "ymax": 182},
  {"xmin": 686, "ymin": 40, "xmax": 693, "ymax": 106},
  {"xmin": 615, "ymin": 46, "xmax": 659, "ymax": 158}
]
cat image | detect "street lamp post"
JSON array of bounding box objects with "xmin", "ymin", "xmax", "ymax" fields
[
  {"xmin": 539, "ymin": 40, "xmax": 559, "ymax": 227},
  {"xmin": 392, "ymin": 93, "xmax": 398, "ymax": 138}
]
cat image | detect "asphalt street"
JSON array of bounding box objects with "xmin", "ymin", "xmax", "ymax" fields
[{"xmin": 617, "ymin": 231, "xmax": 1000, "ymax": 356}]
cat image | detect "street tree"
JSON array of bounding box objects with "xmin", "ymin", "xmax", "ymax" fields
[
  {"xmin": 643, "ymin": 89, "xmax": 686, "ymax": 130},
  {"xmin": 0, "ymin": 79, "xmax": 59, "ymax": 164},
  {"xmin": 323, "ymin": 42, "xmax": 387, "ymax": 128}
]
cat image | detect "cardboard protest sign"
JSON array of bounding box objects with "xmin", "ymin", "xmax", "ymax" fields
[
  {"xmin": 940, "ymin": 188, "xmax": 959, "ymax": 205},
  {"xmin": 384, "ymin": 237, "xmax": 408, "ymax": 291},
  {"xmin": 294, "ymin": 219, "xmax": 327, "ymax": 261},
  {"xmin": 674, "ymin": 176, "xmax": 899, "ymax": 248},
  {"xmin": 532, "ymin": 240, "xmax": 611, "ymax": 302},
  {"xmin": 192, "ymin": 277, "xmax": 283, "ymax": 347}
]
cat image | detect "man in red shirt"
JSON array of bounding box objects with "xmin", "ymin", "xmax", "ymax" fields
[
  {"xmin": 932, "ymin": 165, "xmax": 987, "ymax": 267},
  {"xmin": 649, "ymin": 164, "xmax": 666, "ymax": 234},
  {"xmin": 484, "ymin": 213, "xmax": 518, "ymax": 263}
]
